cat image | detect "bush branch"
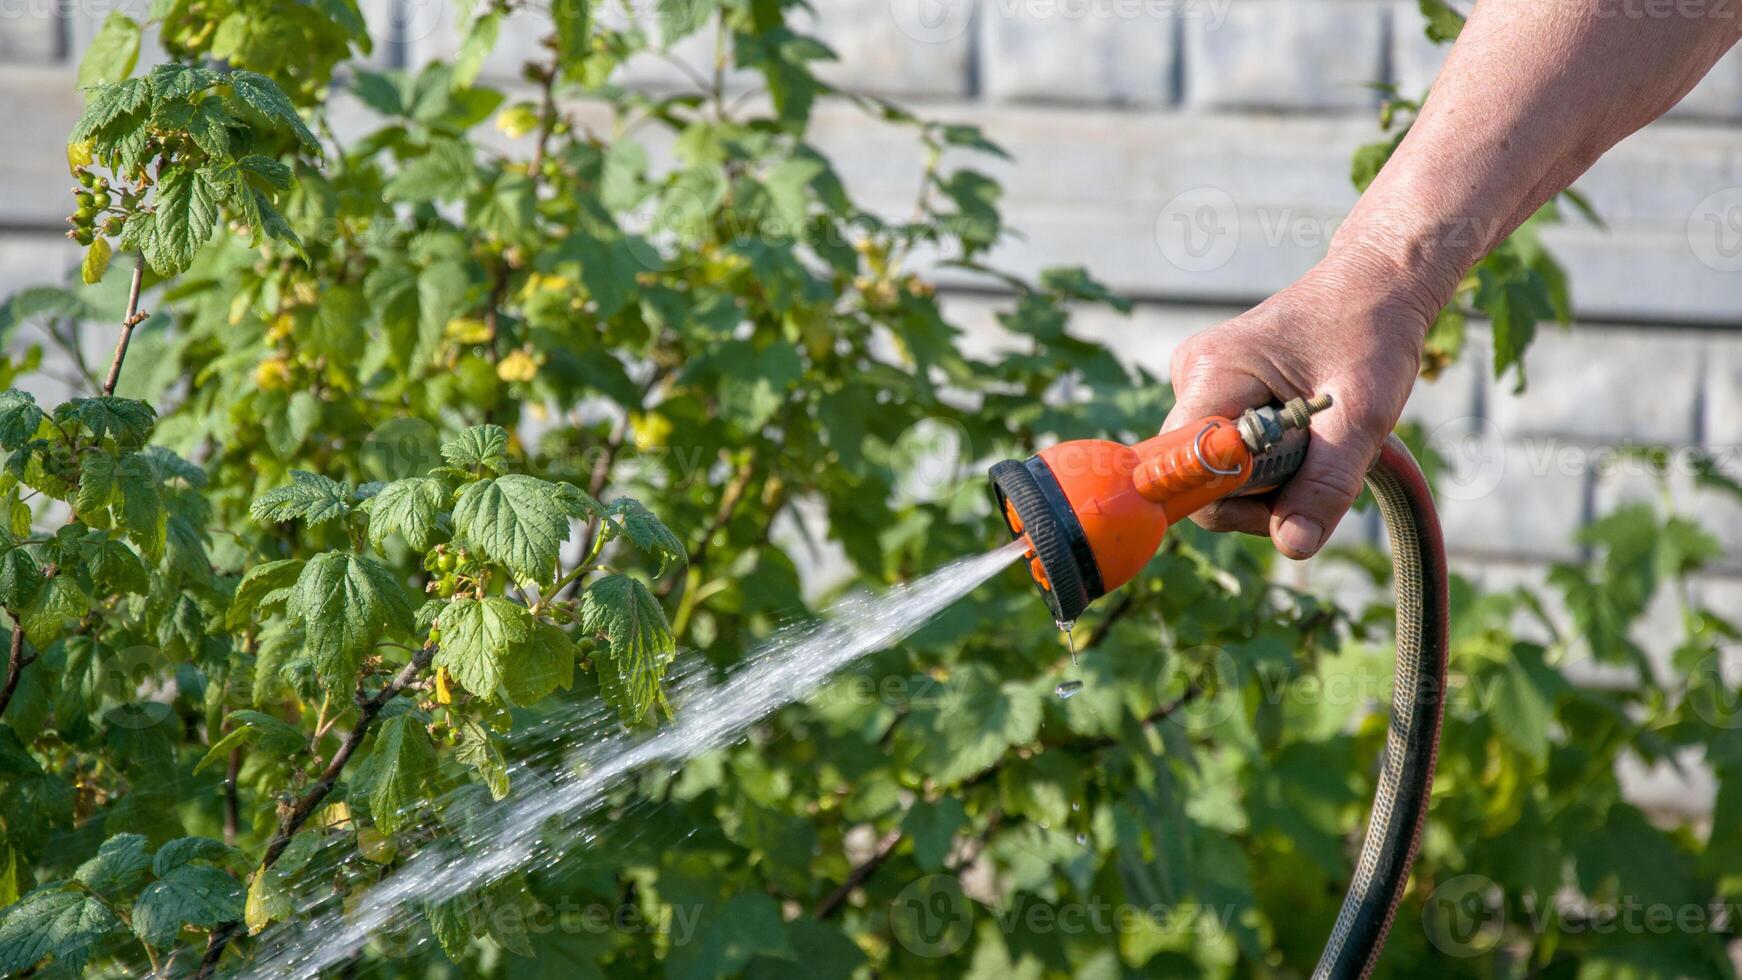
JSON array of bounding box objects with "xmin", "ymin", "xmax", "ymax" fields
[
  {"xmin": 195, "ymin": 644, "xmax": 437, "ymax": 977},
  {"xmin": 0, "ymin": 627, "xmax": 34, "ymax": 718},
  {"xmin": 101, "ymin": 258, "xmax": 148, "ymax": 398}
]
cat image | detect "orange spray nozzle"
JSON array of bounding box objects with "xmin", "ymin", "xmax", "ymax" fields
[{"xmin": 988, "ymin": 395, "xmax": 1330, "ymax": 622}]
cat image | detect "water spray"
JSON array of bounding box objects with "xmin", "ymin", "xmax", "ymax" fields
[{"xmin": 988, "ymin": 395, "xmax": 1449, "ymax": 980}]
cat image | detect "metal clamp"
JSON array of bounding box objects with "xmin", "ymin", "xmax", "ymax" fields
[{"xmin": 1194, "ymin": 423, "xmax": 1243, "ymax": 477}]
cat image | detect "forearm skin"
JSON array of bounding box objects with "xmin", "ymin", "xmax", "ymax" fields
[{"xmin": 1333, "ymin": 0, "xmax": 1742, "ymax": 327}]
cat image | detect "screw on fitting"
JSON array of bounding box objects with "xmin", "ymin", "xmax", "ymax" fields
[
  {"xmin": 1281, "ymin": 393, "xmax": 1333, "ymax": 431},
  {"xmin": 1236, "ymin": 393, "xmax": 1333, "ymax": 453}
]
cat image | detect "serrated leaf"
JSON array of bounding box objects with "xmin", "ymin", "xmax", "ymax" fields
[
  {"xmin": 249, "ymin": 470, "xmax": 351, "ymax": 526},
  {"xmin": 452, "ymin": 475, "xmax": 571, "ymax": 583},
  {"xmin": 75, "ymin": 451, "xmax": 164, "ymax": 560},
  {"xmin": 77, "ymin": 12, "xmax": 141, "ymax": 89},
  {"xmin": 228, "ymin": 70, "xmax": 320, "ymax": 152},
  {"xmin": 285, "ymin": 552, "xmax": 414, "ymax": 691},
  {"xmin": 144, "ymin": 167, "xmax": 219, "ymax": 277},
  {"xmin": 53, "ymin": 397, "xmax": 154, "ymax": 449},
  {"xmin": 74, "ymin": 834, "xmax": 151, "ymax": 895},
  {"xmin": 1419, "ymin": 0, "xmax": 1465, "ymax": 42},
  {"xmin": 149, "ymin": 62, "xmax": 223, "ymax": 103},
  {"xmin": 21, "ymin": 577, "xmax": 87, "ymax": 649},
  {"xmin": 659, "ymin": 0, "xmax": 714, "ymax": 45},
  {"xmin": 360, "ymin": 714, "xmax": 434, "ymax": 833},
  {"xmin": 455, "ymin": 720, "xmax": 509, "ymax": 800},
  {"xmin": 580, "ymin": 574, "xmax": 675, "ymax": 725},
  {"xmin": 365, "ymin": 476, "xmax": 447, "ymax": 553},
  {"xmin": 897, "ymin": 664, "xmax": 1042, "ymax": 786},
  {"xmin": 441, "ymin": 424, "xmax": 509, "ymax": 473},
  {"xmin": 602, "ymin": 497, "xmax": 686, "ymax": 574},
  {"xmin": 502, "ymin": 623, "xmax": 575, "ymax": 706},
  {"xmin": 0, "ymin": 391, "xmax": 44, "ymax": 451},
  {"xmin": 434, "ymin": 596, "xmax": 531, "ymax": 698},
  {"xmin": 132, "ymin": 864, "xmax": 243, "ymax": 948},
  {"xmin": 70, "ymin": 77, "xmax": 149, "ymax": 145},
  {"xmin": 152, "ymin": 836, "xmax": 235, "ymax": 876},
  {"xmin": 0, "ymin": 545, "xmax": 42, "ymax": 611},
  {"xmin": 0, "ymin": 885, "xmax": 123, "ymax": 974}
]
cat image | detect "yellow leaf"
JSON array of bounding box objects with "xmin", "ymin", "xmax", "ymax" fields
[
  {"xmin": 445, "ymin": 317, "xmax": 492, "ymax": 344},
  {"xmin": 356, "ymin": 827, "xmax": 398, "ymax": 864},
  {"xmin": 67, "ymin": 140, "xmax": 94, "ymax": 172},
  {"xmin": 81, "ymin": 237, "xmax": 112, "ymax": 285},
  {"xmin": 435, "ymin": 665, "xmax": 454, "ymax": 705},
  {"xmin": 245, "ymin": 867, "xmax": 290, "ymax": 934},
  {"xmin": 496, "ymin": 349, "xmax": 538, "ymax": 382},
  {"xmin": 496, "ymin": 103, "xmax": 539, "ymax": 139}
]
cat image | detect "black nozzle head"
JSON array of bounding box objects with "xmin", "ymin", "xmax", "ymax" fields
[{"xmin": 988, "ymin": 456, "xmax": 1104, "ymax": 623}]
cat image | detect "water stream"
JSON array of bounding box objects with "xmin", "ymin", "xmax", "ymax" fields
[{"xmin": 230, "ymin": 539, "xmax": 1027, "ymax": 977}]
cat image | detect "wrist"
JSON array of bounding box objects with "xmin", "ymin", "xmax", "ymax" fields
[{"xmin": 1308, "ymin": 238, "xmax": 1448, "ymax": 349}]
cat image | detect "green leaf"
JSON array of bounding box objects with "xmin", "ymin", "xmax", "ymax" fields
[
  {"xmin": 77, "ymin": 13, "xmax": 142, "ymax": 89},
  {"xmin": 132, "ymin": 864, "xmax": 244, "ymax": 948},
  {"xmin": 74, "ymin": 834, "xmax": 151, "ymax": 895},
  {"xmin": 80, "ymin": 237, "xmax": 112, "ymax": 286},
  {"xmin": 228, "ymin": 70, "xmax": 320, "ymax": 152},
  {"xmin": 441, "ymin": 424, "xmax": 509, "ymax": 474},
  {"xmin": 502, "ymin": 623, "xmax": 576, "ymax": 706},
  {"xmin": 434, "ymin": 595, "xmax": 531, "ymax": 698},
  {"xmin": 143, "ymin": 167, "xmax": 220, "ymax": 277},
  {"xmin": 1474, "ymin": 262, "xmax": 1554, "ymax": 393},
  {"xmin": 453, "ymin": 11, "xmax": 501, "ymax": 88},
  {"xmin": 1419, "ymin": 0, "xmax": 1466, "ymax": 42},
  {"xmin": 21, "ymin": 578, "xmax": 88, "ymax": 650},
  {"xmin": 601, "ymin": 497, "xmax": 686, "ymax": 574},
  {"xmin": 149, "ymin": 62, "xmax": 223, "ymax": 103},
  {"xmin": 285, "ymin": 552, "xmax": 415, "ymax": 691},
  {"xmin": 385, "ymin": 140, "xmax": 478, "ymax": 203},
  {"xmin": 0, "ymin": 544, "xmax": 43, "ymax": 611},
  {"xmin": 182, "ymin": 98, "xmax": 234, "ymax": 158},
  {"xmin": 54, "ymin": 397, "xmax": 154, "ymax": 448},
  {"xmin": 897, "ymin": 664, "xmax": 1042, "ymax": 786},
  {"xmin": 659, "ymin": 0, "xmax": 715, "ymax": 45},
  {"xmin": 0, "ymin": 391, "xmax": 44, "ymax": 450},
  {"xmin": 75, "ymin": 451, "xmax": 165, "ymax": 560},
  {"xmin": 455, "ymin": 720, "xmax": 509, "ymax": 800},
  {"xmin": 360, "ymin": 714, "xmax": 435, "ymax": 833},
  {"xmin": 365, "ymin": 476, "xmax": 448, "ymax": 553},
  {"xmin": 553, "ymin": 0, "xmax": 593, "ymax": 78},
  {"xmin": 152, "ymin": 837, "xmax": 234, "ymax": 876},
  {"xmin": 249, "ymin": 470, "xmax": 351, "ymax": 526},
  {"xmin": 0, "ymin": 884, "xmax": 123, "ymax": 974},
  {"xmin": 193, "ymin": 710, "xmax": 307, "ymax": 774},
  {"xmin": 452, "ymin": 475, "xmax": 571, "ymax": 583},
  {"xmin": 69, "ymin": 77, "xmax": 149, "ymax": 145},
  {"xmin": 580, "ymin": 574, "xmax": 676, "ymax": 725}
]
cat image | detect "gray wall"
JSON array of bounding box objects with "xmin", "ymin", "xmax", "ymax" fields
[{"xmin": 1, "ymin": 0, "xmax": 1740, "ymax": 682}]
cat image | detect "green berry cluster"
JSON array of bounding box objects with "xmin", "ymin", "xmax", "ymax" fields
[{"xmin": 66, "ymin": 169, "xmax": 123, "ymax": 246}]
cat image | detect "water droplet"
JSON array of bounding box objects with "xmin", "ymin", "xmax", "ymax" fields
[
  {"xmin": 1075, "ymin": 833, "xmax": 1088, "ymax": 846},
  {"xmin": 1071, "ymin": 801, "xmax": 1080, "ymax": 812},
  {"xmin": 1055, "ymin": 680, "xmax": 1084, "ymax": 700},
  {"xmin": 1056, "ymin": 619, "xmax": 1077, "ymax": 665}
]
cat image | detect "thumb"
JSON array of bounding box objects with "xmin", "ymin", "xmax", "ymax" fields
[{"xmin": 1268, "ymin": 404, "xmax": 1381, "ymax": 560}]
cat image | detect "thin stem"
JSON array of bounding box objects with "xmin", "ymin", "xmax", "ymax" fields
[
  {"xmin": 195, "ymin": 645, "xmax": 437, "ymax": 977},
  {"xmin": 101, "ymin": 258, "xmax": 147, "ymax": 398}
]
